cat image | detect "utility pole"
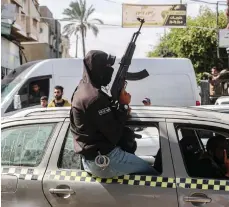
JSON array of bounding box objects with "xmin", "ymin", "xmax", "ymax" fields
[
  {"xmin": 227, "ymin": 1, "xmax": 229, "ymax": 68},
  {"xmin": 55, "ymin": 19, "xmax": 60, "ymax": 58},
  {"xmin": 216, "ymin": 2, "xmax": 220, "ymax": 58},
  {"xmin": 227, "ymin": 48, "xmax": 229, "ymax": 69},
  {"xmin": 75, "ymin": 34, "xmax": 78, "ymax": 58},
  {"xmin": 227, "ymin": 0, "xmax": 229, "ymax": 28}
]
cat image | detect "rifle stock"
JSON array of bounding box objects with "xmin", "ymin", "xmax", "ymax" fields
[{"xmin": 110, "ymin": 18, "xmax": 149, "ymax": 102}]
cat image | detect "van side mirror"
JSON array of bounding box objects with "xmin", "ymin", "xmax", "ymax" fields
[{"xmin": 14, "ymin": 95, "xmax": 22, "ymax": 110}]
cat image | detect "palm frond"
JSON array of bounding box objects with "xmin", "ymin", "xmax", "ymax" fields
[
  {"xmin": 62, "ymin": 17, "xmax": 78, "ymax": 22},
  {"xmin": 63, "ymin": 1, "xmax": 81, "ymax": 20},
  {"xmin": 63, "ymin": 0, "xmax": 103, "ymax": 54},
  {"xmin": 84, "ymin": 5, "xmax": 95, "ymax": 21},
  {"xmin": 87, "ymin": 23, "xmax": 99, "ymax": 37},
  {"xmin": 74, "ymin": 27, "xmax": 80, "ymax": 35},
  {"xmin": 63, "ymin": 23, "xmax": 81, "ymax": 37},
  {"xmin": 63, "ymin": 8, "xmax": 76, "ymax": 19},
  {"xmin": 70, "ymin": 1, "xmax": 82, "ymax": 20},
  {"xmin": 79, "ymin": 0, "xmax": 87, "ymax": 20},
  {"xmin": 90, "ymin": 18, "xmax": 104, "ymax": 25}
]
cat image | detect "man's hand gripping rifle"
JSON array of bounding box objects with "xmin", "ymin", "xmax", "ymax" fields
[{"xmin": 111, "ymin": 18, "xmax": 149, "ymax": 107}]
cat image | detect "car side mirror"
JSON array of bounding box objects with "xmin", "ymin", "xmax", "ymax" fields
[{"xmin": 14, "ymin": 95, "xmax": 22, "ymax": 110}]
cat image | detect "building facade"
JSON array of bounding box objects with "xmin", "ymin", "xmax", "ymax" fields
[
  {"xmin": 22, "ymin": 6, "xmax": 71, "ymax": 62},
  {"xmin": 61, "ymin": 35, "xmax": 71, "ymax": 58},
  {"xmin": 1, "ymin": 0, "xmax": 40, "ymax": 78}
]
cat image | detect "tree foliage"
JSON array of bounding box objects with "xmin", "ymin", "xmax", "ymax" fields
[
  {"xmin": 148, "ymin": 7, "xmax": 228, "ymax": 73},
  {"xmin": 63, "ymin": 0, "xmax": 104, "ymax": 57}
]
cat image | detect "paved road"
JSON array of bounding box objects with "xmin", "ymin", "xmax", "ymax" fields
[{"xmin": 134, "ymin": 127, "xmax": 159, "ymax": 156}]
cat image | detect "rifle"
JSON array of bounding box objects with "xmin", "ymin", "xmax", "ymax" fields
[{"xmin": 111, "ymin": 18, "xmax": 149, "ymax": 102}]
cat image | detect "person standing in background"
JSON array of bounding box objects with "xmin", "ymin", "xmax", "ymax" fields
[
  {"xmin": 40, "ymin": 96, "xmax": 48, "ymax": 107},
  {"xmin": 48, "ymin": 85, "xmax": 71, "ymax": 107},
  {"xmin": 142, "ymin": 98, "xmax": 151, "ymax": 106}
]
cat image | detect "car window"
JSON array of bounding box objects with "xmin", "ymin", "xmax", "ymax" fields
[
  {"xmin": 222, "ymin": 101, "xmax": 229, "ymax": 105},
  {"xmin": 58, "ymin": 125, "xmax": 162, "ymax": 175},
  {"xmin": 1, "ymin": 123, "xmax": 56, "ymax": 167},
  {"xmin": 58, "ymin": 129, "xmax": 81, "ymax": 170},
  {"xmin": 131, "ymin": 126, "xmax": 160, "ymax": 157},
  {"xmin": 175, "ymin": 124, "xmax": 229, "ymax": 179}
]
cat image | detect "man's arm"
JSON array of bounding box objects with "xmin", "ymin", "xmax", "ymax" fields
[{"xmin": 86, "ymin": 97, "xmax": 129, "ymax": 145}]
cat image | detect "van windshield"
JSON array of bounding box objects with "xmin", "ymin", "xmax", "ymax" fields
[{"xmin": 1, "ymin": 61, "xmax": 40, "ymax": 103}]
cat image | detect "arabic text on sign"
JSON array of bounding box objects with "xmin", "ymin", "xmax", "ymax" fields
[
  {"xmin": 136, "ymin": 11, "xmax": 154, "ymax": 16},
  {"xmin": 169, "ymin": 20, "xmax": 184, "ymax": 24}
]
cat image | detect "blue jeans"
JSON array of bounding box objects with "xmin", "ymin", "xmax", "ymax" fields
[{"xmin": 82, "ymin": 147, "xmax": 159, "ymax": 178}]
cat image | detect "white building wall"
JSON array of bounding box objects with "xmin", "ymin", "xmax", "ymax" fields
[
  {"xmin": 1, "ymin": 36, "xmax": 20, "ymax": 70},
  {"xmin": 39, "ymin": 22, "xmax": 49, "ymax": 44}
]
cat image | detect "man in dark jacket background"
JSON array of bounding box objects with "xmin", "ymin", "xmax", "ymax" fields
[
  {"xmin": 198, "ymin": 135, "xmax": 229, "ymax": 179},
  {"xmin": 70, "ymin": 50, "xmax": 157, "ymax": 178}
]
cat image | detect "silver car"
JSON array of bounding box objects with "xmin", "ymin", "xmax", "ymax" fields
[{"xmin": 1, "ymin": 106, "xmax": 229, "ymax": 207}]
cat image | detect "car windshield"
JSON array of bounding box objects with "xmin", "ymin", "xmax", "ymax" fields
[
  {"xmin": 1, "ymin": 79, "xmax": 21, "ymax": 102},
  {"xmin": 1, "ymin": 61, "xmax": 40, "ymax": 103}
]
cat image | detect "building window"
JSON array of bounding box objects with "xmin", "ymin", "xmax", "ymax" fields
[
  {"xmin": 33, "ymin": 19, "xmax": 37, "ymax": 27},
  {"xmin": 22, "ymin": 0, "xmax": 26, "ymax": 10},
  {"xmin": 21, "ymin": 12, "xmax": 26, "ymax": 25},
  {"xmin": 40, "ymin": 28, "xmax": 43, "ymax": 33}
]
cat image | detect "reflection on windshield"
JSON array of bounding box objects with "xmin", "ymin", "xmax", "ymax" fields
[
  {"xmin": 1, "ymin": 61, "xmax": 40, "ymax": 103},
  {"xmin": 1, "ymin": 80, "xmax": 21, "ymax": 102}
]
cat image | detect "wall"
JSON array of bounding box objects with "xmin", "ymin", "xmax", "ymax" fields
[
  {"xmin": 39, "ymin": 6, "xmax": 54, "ymax": 31},
  {"xmin": 25, "ymin": 0, "xmax": 40, "ymax": 41},
  {"xmin": 1, "ymin": 36, "xmax": 20, "ymax": 70},
  {"xmin": 61, "ymin": 36, "xmax": 71, "ymax": 58},
  {"xmin": 39, "ymin": 22, "xmax": 49, "ymax": 43},
  {"xmin": 22, "ymin": 43, "xmax": 51, "ymax": 62}
]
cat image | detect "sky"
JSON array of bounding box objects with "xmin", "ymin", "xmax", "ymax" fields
[{"xmin": 38, "ymin": 0, "xmax": 227, "ymax": 58}]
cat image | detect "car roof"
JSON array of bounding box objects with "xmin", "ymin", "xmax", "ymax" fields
[
  {"xmin": 2, "ymin": 106, "xmax": 229, "ymax": 124},
  {"xmin": 216, "ymin": 96, "xmax": 229, "ymax": 103},
  {"xmin": 217, "ymin": 96, "xmax": 229, "ymax": 100},
  {"xmin": 192, "ymin": 105, "xmax": 229, "ymax": 112}
]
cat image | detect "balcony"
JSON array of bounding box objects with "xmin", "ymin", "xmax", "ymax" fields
[
  {"xmin": 14, "ymin": 13, "xmax": 25, "ymax": 30},
  {"xmin": 30, "ymin": 0, "xmax": 40, "ymax": 21},
  {"xmin": 11, "ymin": 0, "xmax": 22, "ymax": 7},
  {"xmin": 11, "ymin": 13, "xmax": 28, "ymax": 41},
  {"xmin": 31, "ymin": 25, "xmax": 39, "ymax": 39},
  {"xmin": 1, "ymin": 0, "xmax": 11, "ymax": 4},
  {"xmin": 26, "ymin": 17, "xmax": 39, "ymax": 41}
]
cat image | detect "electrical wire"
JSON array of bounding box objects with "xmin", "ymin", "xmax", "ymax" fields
[
  {"xmin": 188, "ymin": 0, "xmax": 227, "ymax": 5},
  {"xmin": 101, "ymin": 0, "xmax": 121, "ymax": 3}
]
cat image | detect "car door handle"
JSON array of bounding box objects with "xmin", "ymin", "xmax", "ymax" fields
[
  {"xmin": 49, "ymin": 188, "xmax": 75, "ymax": 195},
  {"xmin": 184, "ymin": 196, "xmax": 212, "ymax": 203}
]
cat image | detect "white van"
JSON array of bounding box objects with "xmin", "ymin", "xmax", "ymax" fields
[{"xmin": 1, "ymin": 58, "xmax": 200, "ymax": 115}]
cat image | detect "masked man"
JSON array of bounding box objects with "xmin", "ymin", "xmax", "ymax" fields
[{"xmin": 70, "ymin": 50, "xmax": 158, "ymax": 178}]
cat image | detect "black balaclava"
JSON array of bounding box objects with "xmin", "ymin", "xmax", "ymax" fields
[{"xmin": 83, "ymin": 50, "xmax": 114, "ymax": 88}]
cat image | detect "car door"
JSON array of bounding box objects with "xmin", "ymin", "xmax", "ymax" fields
[
  {"xmin": 167, "ymin": 119, "xmax": 229, "ymax": 207},
  {"xmin": 42, "ymin": 118, "xmax": 179, "ymax": 207},
  {"xmin": 1, "ymin": 118, "xmax": 64, "ymax": 207}
]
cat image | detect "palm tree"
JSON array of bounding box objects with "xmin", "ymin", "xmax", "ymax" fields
[{"xmin": 63, "ymin": 0, "xmax": 104, "ymax": 57}]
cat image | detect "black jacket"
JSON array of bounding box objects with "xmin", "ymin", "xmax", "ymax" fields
[
  {"xmin": 197, "ymin": 154, "xmax": 228, "ymax": 180},
  {"xmin": 70, "ymin": 50, "xmax": 129, "ymax": 160}
]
